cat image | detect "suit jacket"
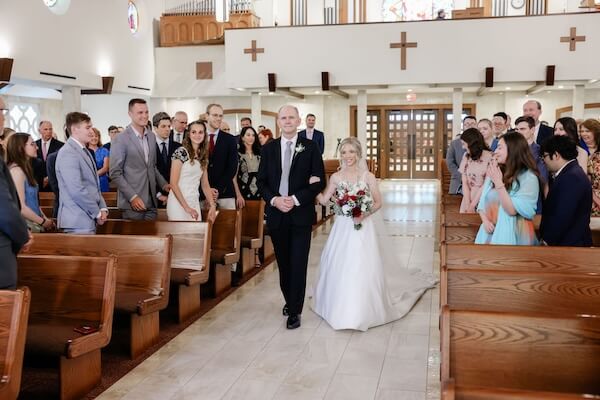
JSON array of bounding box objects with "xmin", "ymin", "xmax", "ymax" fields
[
  {"xmin": 0, "ymin": 155, "xmax": 29, "ymax": 289},
  {"xmin": 445, "ymin": 136, "xmax": 465, "ymax": 194},
  {"xmin": 298, "ymin": 129, "xmax": 325, "ymax": 155},
  {"xmin": 109, "ymin": 125, "xmax": 168, "ymax": 210},
  {"xmin": 169, "ymin": 129, "xmax": 187, "ymax": 144},
  {"xmin": 536, "ymin": 124, "xmax": 554, "ymax": 146},
  {"xmin": 257, "ymin": 137, "xmax": 326, "ymax": 229},
  {"xmin": 46, "ymin": 151, "xmax": 59, "ymax": 218},
  {"xmin": 540, "ymin": 160, "xmax": 592, "ymax": 246},
  {"xmin": 205, "ymin": 130, "xmax": 238, "ymax": 200},
  {"xmin": 34, "ymin": 138, "xmax": 64, "ymax": 190},
  {"xmin": 155, "ymin": 136, "xmax": 182, "ymax": 187},
  {"xmin": 55, "ymin": 138, "xmax": 107, "ymax": 231}
]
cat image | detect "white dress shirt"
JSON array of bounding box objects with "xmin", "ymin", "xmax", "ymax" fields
[{"xmin": 305, "ymin": 128, "xmax": 314, "ymax": 140}]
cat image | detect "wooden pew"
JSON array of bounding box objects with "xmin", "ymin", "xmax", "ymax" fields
[
  {"xmin": 17, "ymin": 255, "xmax": 116, "ymax": 400},
  {"xmin": 240, "ymin": 200, "xmax": 265, "ymax": 275},
  {"xmin": 442, "ymin": 379, "xmax": 599, "ymax": 400},
  {"xmin": 26, "ymin": 233, "xmax": 172, "ymax": 358},
  {"xmin": 441, "ymin": 307, "xmax": 600, "ymax": 395},
  {"xmin": 441, "ymin": 243, "xmax": 600, "ymax": 315},
  {"xmin": 96, "ymin": 219, "xmax": 212, "ymax": 323},
  {"xmin": 202, "ymin": 209, "xmax": 242, "ymax": 297},
  {"xmin": 39, "ymin": 192, "xmax": 118, "ymax": 207},
  {"xmin": 0, "ymin": 288, "xmax": 30, "ymax": 400}
]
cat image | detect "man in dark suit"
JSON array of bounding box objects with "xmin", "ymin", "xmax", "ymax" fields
[
  {"xmin": 523, "ymin": 100, "xmax": 553, "ymax": 145},
  {"xmin": 204, "ymin": 104, "xmax": 238, "ymax": 209},
  {"xmin": 257, "ymin": 105, "xmax": 326, "ymax": 329},
  {"xmin": 540, "ymin": 135, "xmax": 592, "ymax": 246},
  {"xmin": 153, "ymin": 112, "xmax": 181, "ymax": 197},
  {"xmin": 0, "ymin": 95, "xmax": 31, "ymax": 289},
  {"xmin": 298, "ymin": 113, "xmax": 325, "ymax": 156},
  {"xmin": 103, "ymin": 125, "xmax": 119, "ymax": 151},
  {"xmin": 34, "ymin": 120, "xmax": 63, "ymax": 192},
  {"xmin": 170, "ymin": 111, "xmax": 188, "ymax": 144}
]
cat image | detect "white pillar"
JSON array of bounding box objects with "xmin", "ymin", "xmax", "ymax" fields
[
  {"xmin": 572, "ymin": 84, "xmax": 585, "ymax": 120},
  {"xmin": 251, "ymin": 92, "xmax": 261, "ymax": 128},
  {"xmin": 452, "ymin": 88, "xmax": 463, "ymax": 138},
  {"xmin": 61, "ymin": 86, "xmax": 81, "ymax": 141},
  {"xmin": 356, "ymin": 90, "xmax": 367, "ymax": 155}
]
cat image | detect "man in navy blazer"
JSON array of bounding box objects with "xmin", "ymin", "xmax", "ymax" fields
[
  {"xmin": 298, "ymin": 114, "xmax": 325, "ymax": 156},
  {"xmin": 523, "ymin": 100, "xmax": 553, "ymax": 145},
  {"xmin": 55, "ymin": 112, "xmax": 108, "ymax": 234},
  {"xmin": 0, "ymin": 96, "xmax": 31, "ymax": 289},
  {"xmin": 34, "ymin": 120, "xmax": 64, "ymax": 191},
  {"xmin": 203, "ymin": 104, "xmax": 238, "ymax": 209},
  {"xmin": 153, "ymin": 112, "xmax": 182, "ymax": 194},
  {"xmin": 540, "ymin": 135, "xmax": 592, "ymax": 246}
]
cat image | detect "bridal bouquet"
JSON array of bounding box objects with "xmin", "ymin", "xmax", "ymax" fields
[{"xmin": 332, "ymin": 181, "xmax": 373, "ymax": 230}]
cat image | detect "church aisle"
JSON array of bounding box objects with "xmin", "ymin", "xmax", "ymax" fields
[{"xmin": 96, "ymin": 180, "xmax": 441, "ymax": 400}]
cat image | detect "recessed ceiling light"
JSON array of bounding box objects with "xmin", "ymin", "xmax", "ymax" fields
[
  {"xmin": 547, "ymin": 90, "xmax": 552, "ymax": 93},
  {"xmin": 314, "ymin": 90, "xmax": 320, "ymax": 94},
  {"xmin": 505, "ymin": 87, "xmax": 511, "ymax": 90},
  {"xmin": 408, "ymin": 89, "xmax": 413, "ymax": 92},
  {"xmin": 258, "ymin": 92, "xmax": 262, "ymax": 95},
  {"xmin": 590, "ymin": 79, "xmax": 598, "ymax": 83},
  {"xmin": 235, "ymin": 88, "xmax": 245, "ymax": 91},
  {"xmin": 558, "ymin": 85, "xmax": 564, "ymax": 89},
  {"xmin": 499, "ymin": 92, "xmax": 503, "ymax": 95},
  {"xmin": 268, "ymin": 92, "xmax": 274, "ymax": 95}
]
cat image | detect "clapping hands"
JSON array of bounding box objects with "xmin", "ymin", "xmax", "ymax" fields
[{"xmin": 486, "ymin": 158, "xmax": 504, "ymax": 188}]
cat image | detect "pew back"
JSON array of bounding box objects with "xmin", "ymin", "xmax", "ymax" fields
[
  {"xmin": 441, "ymin": 307, "xmax": 600, "ymax": 394},
  {"xmin": 39, "ymin": 192, "xmax": 117, "ymax": 207},
  {"xmin": 241, "ymin": 200, "xmax": 265, "ymax": 249}
]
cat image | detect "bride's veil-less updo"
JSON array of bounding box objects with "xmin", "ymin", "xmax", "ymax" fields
[{"xmin": 338, "ymin": 137, "xmax": 369, "ymax": 173}]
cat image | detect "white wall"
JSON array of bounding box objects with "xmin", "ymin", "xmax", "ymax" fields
[{"xmin": 0, "ymin": 0, "xmax": 161, "ymax": 93}]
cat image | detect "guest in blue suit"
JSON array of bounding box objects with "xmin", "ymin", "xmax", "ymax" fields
[
  {"xmin": 55, "ymin": 112, "xmax": 108, "ymax": 234},
  {"xmin": 540, "ymin": 135, "xmax": 592, "ymax": 246},
  {"xmin": 298, "ymin": 114, "xmax": 325, "ymax": 156}
]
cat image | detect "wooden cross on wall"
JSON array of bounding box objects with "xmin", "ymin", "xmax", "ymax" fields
[
  {"xmin": 244, "ymin": 40, "xmax": 264, "ymax": 62},
  {"xmin": 390, "ymin": 32, "xmax": 418, "ymax": 70},
  {"xmin": 560, "ymin": 27, "xmax": 586, "ymax": 51}
]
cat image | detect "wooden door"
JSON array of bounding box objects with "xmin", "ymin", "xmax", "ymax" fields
[{"xmin": 386, "ymin": 110, "xmax": 412, "ymax": 178}]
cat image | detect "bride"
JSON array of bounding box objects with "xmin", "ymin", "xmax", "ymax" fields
[{"xmin": 311, "ymin": 137, "xmax": 436, "ymax": 331}]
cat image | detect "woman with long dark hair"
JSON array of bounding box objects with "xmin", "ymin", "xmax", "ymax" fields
[
  {"xmin": 459, "ymin": 128, "xmax": 492, "ymax": 213},
  {"xmin": 166, "ymin": 120, "xmax": 216, "ymax": 222},
  {"xmin": 475, "ymin": 131, "xmax": 540, "ymax": 245},
  {"xmin": 6, "ymin": 133, "xmax": 55, "ymax": 232},
  {"xmin": 234, "ymin": 126, "xmax": 262, "ymax": 208},
  {"xmin": 554, "ymin": 117, "xmax": 587, "ymax": 171}
]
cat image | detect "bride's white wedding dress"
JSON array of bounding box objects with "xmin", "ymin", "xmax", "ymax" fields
[{"xmin": 311, "ymin": 175, "xmax": 437, "ymax": 331}]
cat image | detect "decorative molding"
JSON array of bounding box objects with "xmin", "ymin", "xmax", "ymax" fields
[
  {"xmin": 321, "ymin": 71, "xmax": 350, "ymax": 99},
  {"xmin": 0, "ymin": 58, "xmax": 14, "ymax": 82},
  {"xmin": 196, "ymin": 62, "xmax": 213, "ymax": 79},
  {"xmin": 81, "ymin": 76, "xmax": 114, "ymax": 95}
]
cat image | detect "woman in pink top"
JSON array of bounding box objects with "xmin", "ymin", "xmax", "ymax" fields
[{"xmin": 459, "ymin": 128, "xmax": 493, "ymax": 213}]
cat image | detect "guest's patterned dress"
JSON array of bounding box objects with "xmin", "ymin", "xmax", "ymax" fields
[
  {"xmin": 458, "ymin": 150, "xmax": 492, "ymax": 213},
  {"xmin": 237, "ymin": 153, "xmax": 261, "ymax": 200},
  {"xmin": 588, "ymin": 152, "xmax": 600, "ymax": 217}
]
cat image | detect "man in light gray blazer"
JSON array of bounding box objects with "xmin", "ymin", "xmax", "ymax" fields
[
  {"xmin": 110, "ymin": 99, "xmax": 169, "ymax": 220},
  {"xmin": 55, "ymin": 112, "xmax": 108, "ymax": 234},
  {"xmin": 445, "ymin": 115, "xmax": 476, "ymax": 194}
]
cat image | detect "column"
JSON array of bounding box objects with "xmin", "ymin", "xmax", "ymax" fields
[
  {"xmin": 572, "ymin": 84, "xmax": 585, "ymax": 119},
  {"xmin": 62, "ymin": 86, "xmax": 81, "ymax": 115},
  {"xmin": 452, "ymin": 88, "xmax": 463, "ymax": 138},
  {"xmin": 356, "ymin": 90, "xmax": 367, "ymax": 152},
  {"xmin": 251, "ymin": 92, "xmax": 261, "ymax": 128}
]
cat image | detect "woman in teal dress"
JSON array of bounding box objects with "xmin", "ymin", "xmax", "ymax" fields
[{"xmin": 475, "ymin": 132, "xmax": 540, "ymax": 245}]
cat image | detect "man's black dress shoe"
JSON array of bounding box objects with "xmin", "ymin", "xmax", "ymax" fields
[
  {"xmin": 287, "ymin": 315, "xmax": 301, "ymax": 329},
  {"xmin": 282, "ymin": 305, "xmax": 289, "ymax": 316}
]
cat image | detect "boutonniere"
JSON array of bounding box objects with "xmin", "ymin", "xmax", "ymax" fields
[{"xmin": 295, "ymin": 143, "xmax": 305, "ymax": 154}]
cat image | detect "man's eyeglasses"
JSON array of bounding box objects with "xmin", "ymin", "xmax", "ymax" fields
[
  {"xmin": 0, "ymin": 108, "xmax": 8, "ymax": 116},
  {"xmin": 540, "ymin": 153, "xmax": 550, "ymax": 160}
]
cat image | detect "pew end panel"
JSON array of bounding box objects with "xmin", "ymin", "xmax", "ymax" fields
[
  {"xmin": 17, "ymin": 255, "xmax": 117, "ymax": 400},
  {"xmin": 0, "ymin": 288, "xmax": 30, "ymax": 400},
  {"xmin": 241, "ymin": 200, "xmax": 265, "ymax": 274}
]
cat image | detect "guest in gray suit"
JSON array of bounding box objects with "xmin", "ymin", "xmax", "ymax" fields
[
  {"xmin": 110, "ymin": 99, "xmax": 169, "ymax": 220},
  {"xmin": 55, "ymin": 112, "xmax": 108, "ymax": 234},
  {"xmin": 0, "ymin": 95, "xmax": 31, "ymax": 289},
  {"xmin": 445, "ymin": 115, "xmax": 477, "ymax": 194}
]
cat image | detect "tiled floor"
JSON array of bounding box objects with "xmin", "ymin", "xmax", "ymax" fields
[{"xmin": 97, "ymin": 180, "xmax": 441, "ymax": 400}]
